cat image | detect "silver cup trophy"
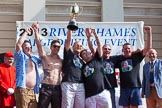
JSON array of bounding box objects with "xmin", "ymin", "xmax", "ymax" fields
[{"xmin": 67, "ymin": 3, "xmax": 83, "ymax": 31}]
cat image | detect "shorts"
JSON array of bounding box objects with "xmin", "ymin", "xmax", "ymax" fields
[
  {"xmin": 14, "ymin": 87, "xmax": 37, "ymax": 108},
  {"xmin": 119, "ymin": 88, "xmax": 142, "ymax": 106}
]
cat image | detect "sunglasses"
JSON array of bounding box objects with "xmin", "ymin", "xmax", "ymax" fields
[
  {"xmin": 52, "ymin": 45, "xmax": 61, "ymax": 49},
  {"xmin": 23, "ymin": 46, "xmax": 32, "ymax": 49},
  {"xmin": 103, "ymin": 48, "xmax": 111, "ymax": 50}
]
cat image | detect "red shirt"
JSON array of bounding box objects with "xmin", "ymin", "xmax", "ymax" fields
[{"xmin": 0, "ymin": 63, "xmax": 16, "ymax": 107}]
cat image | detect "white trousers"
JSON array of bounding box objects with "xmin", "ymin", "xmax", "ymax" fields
[
  {"xmin": 61, "ymin": 82, "xmax": 85, "ymax": 108},
  {"xmin": 85, "ymin": 89, "xmax": 112, "ymax": 108}
]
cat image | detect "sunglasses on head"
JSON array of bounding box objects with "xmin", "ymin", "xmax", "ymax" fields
[{"xmin": 52, "ymin": 45, "xmax": 60, "ymax": 48}]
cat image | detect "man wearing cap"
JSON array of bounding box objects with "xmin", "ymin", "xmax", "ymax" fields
[
  {"xmin": 14, "ymin": 28, "xmax": 41, "ymax": 108},
  {"xmin": 0, "ymin": 52, "xmax": 16, "ymax": 108}
]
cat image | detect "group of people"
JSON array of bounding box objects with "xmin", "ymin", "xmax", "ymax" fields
[{"xmin": 0, "ymin": 21, "xmax": 162, "ymax": 108}]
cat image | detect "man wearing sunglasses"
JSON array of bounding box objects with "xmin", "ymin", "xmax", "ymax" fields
[
  {"xmin": 85, "ymin": 27, "xmax": 117, "ymax": 108},
  {"xmin": 32, "ymin": 22, "xmax": 62, "ymax": 108},
  {"xmin": 14, "ymin": 28, "xmax": 41, "ymax": 108},
  {"xmin": 102, "ymin": 44, "xmax": 119, "ymax": 108}
]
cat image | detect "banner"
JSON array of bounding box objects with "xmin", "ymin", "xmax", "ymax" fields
[
  {"xmin": 16, "ymin": 21, "xmax": 146, "ymax": 107},
  {"xmin": 16, "ymin": 21, "xmax": 144, "ymax": 58}
]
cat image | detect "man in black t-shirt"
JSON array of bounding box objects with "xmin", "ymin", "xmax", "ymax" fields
[
  {"xmin": 80, "ymin": 28, "xmax": 112, "ymax": 108},
  {"xmin": 117, "ymin": 26, "xmax": 152, "ymax": 108},
  {"xmin": 61, "ymin": 28, "xmax": 85, "ymax": 108},
  {"xmin": 102, "ymin": 44, "xmax": 119, "ymax": 108}
]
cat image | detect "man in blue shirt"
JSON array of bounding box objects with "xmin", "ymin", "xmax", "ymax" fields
[
  {"xmin": 14, "ymin": 28, "xmax": 41, "ymax": 108},
  {"xmin": 142, "ymin": 48, "xmax": 162, "ymax": 108}
]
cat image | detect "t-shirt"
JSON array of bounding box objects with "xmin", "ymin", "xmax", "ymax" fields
[
  {"xmin": 117, "ymin": 52, "xmax": 144, "ymax": 88},
  {"xmin": 103, "ymin": 56, "xmax": 119, "ymax": 89},
  {"xmin": 82, "ymin": 52, "xmax": 105, "ymax": 98},
  {"xmin": 62, "ymin": 48, "xmax": 84, "ymax": 83}
]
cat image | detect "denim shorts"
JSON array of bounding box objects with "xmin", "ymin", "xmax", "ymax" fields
[{"xmin": 119, "ymin": 88, "xmax": 142, "ymax": 106}]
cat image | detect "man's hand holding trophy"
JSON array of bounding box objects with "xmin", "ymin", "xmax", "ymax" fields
[{"xmin": 67, "ymin": 3, "xmax": 83, "ymax": 31}]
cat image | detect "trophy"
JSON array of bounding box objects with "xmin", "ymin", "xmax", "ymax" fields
[{"xmin": 67, "ymin": 3, "xmax": 83, "ymax": 31}]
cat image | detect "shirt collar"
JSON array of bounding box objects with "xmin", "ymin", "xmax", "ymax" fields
[{"xmin": 150, "ymin": 59, "xmax": 157, "ymax": 64}]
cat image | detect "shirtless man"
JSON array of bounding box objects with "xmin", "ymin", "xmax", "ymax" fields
[
  {"xmin": 14, "ymin": 28, "xmax": 41, "ymax": 108},
  {"xmin": 32, "ymin": 22, "xmax": 62, "ymax": 108}
]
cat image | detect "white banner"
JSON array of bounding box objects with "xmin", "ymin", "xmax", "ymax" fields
[
  {"xmin": 16, "ymin": 21, "xmax": 146, "ymax": 107},
  {"xmin": 16, "ymin": 21, "xmax": 144, "ymax": 58}
]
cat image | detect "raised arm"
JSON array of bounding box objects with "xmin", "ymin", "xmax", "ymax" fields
[
  {"xmin": 16, "ymin": 28, "xmax": 31, "ymax": 52},
  {"xmin": 91, "ymin": 29, "xmax": 102, "ymax": 57},
  {"xmin": 85, "ymin": 28, "xmax": 95, "ymax": 56},
  {"xmin": 143, "ymin": 26, "xmax": 152, "ymax": 55},
  {"xmin": 65, "ymin": 29, "xmax": 72, "ymax": 51},
  {"xmin": 32, "ymin": 22, "xmax": 46, "ymax": 58}
]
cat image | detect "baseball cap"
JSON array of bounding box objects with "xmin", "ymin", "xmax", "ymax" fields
[{"xmin": 4, "ymin": 52, "xmax": 14, "ymax": 57}]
